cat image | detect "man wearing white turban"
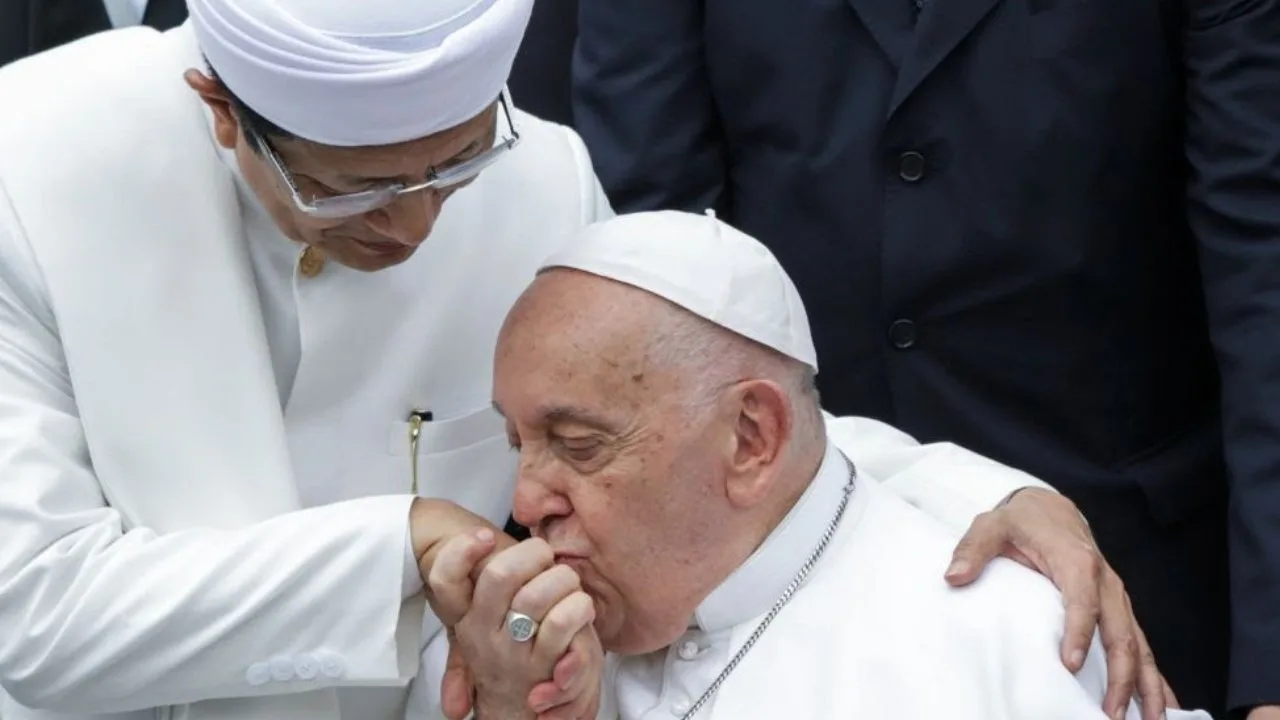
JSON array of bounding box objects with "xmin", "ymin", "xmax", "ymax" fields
[
  {"xmin": 0, "ymin": 2, "xmax": 608, "ymax": 719},
  {"xmin": 0, "ymin": 3, "xmax": 1172, "ymax": 720}
]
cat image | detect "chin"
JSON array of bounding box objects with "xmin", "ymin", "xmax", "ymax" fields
[
  {"xmin": 599, "ymin": 621, "xmax": 689, "ymax": 657},
  {"xmin": 332, "ymin": 247, "xmax": 415, "ymax": 272}
]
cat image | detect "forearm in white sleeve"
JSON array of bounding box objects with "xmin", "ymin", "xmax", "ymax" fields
[
  {"xmin": 824, "ymin": 413, "xmax": 1056, "ymax": 535},
  {"xmin": 0, "ymin": 219, "xmax": 422, "ymax": 713}
]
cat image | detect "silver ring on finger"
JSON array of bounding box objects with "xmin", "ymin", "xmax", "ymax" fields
[{"xmin": 506, "ymin": 611, "xmax": 539, "ymax": 643}]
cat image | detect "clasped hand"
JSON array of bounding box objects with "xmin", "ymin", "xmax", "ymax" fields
[{"xmin": 426, "ymin": 528, "xmax": 603, "ymax": 720}]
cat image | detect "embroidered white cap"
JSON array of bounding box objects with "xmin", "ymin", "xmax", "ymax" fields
[
  {"xmin": 188, "ymin": 0, "xmax": 533, "ymax": 146},
  {"xmin": 539, "ymin": 210, "xmax": 819, "ymax": 372}
]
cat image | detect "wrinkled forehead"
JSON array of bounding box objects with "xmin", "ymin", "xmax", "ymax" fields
[{"xmin": 494, "ymin": 274, "xmax": 660, "ymax": 419}]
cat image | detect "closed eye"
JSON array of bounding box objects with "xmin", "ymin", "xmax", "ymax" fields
[{"xmin": 557, "ymin": 437, "xmax": 600, "ymax": 462}]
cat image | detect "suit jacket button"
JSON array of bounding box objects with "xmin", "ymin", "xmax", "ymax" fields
[
  {"xmin": 898, "ymin": 151, "xmax": 926, "ymax": 182},
  {"xmin": 888, "ymin": 319, "xmax": 918, "ymax": 349}
]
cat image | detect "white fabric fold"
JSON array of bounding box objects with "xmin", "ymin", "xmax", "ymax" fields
[{"xmin": 188, "ymin": 0, "xmax": 533, "ymax": 146}]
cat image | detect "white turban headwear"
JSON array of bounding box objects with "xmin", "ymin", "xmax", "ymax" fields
[
  {"xmin": 188, "ymin": 0, "xmax": 533, "ymax": 147},
  {"xmin": 539, "ymin": 210, "xmax": 820, "ymax": 373}
]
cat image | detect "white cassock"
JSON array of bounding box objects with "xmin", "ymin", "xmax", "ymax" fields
[
  {"xmin": 0, "ymin": 18, "xmax": 1059, "ymax": 720},
  {"xmin": 590, "ymin": 414, "xmax": 1215, "ymax": 720}
]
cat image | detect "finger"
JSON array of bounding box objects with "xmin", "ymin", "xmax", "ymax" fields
[
  {"xmin": 440, "ymin": 666, "xmax": 474, "ymax": 720},
  {"xmin": 427, "ymin": 529, "xmax": 497, "ymax": 625},
  {"xmin": 1053, "ymin": 549, "xmax": 1104, "ymax": 672},
  {"xmin": 1097, "ymin": 576, "xmax": 1140, "ymax": 720},
  {"xmin": 527, "ymin": 639, "xmax": 586, "ymax": 712},
  {"xmin": 510, "ymin": 564, "xmax": 583, "ymax": 625},
  {"xmin": 538, "ymin": 701, "xmax": 590, "ymax": 720},
  {"xmin": 945, "ymin": 512, "xmax": 1007, "ymax": 586},
  {"xmin": 440, "ymin": 634, "xmax": 474, "ymax": 720},
  {"xmin": 528, "ymin": 678, "xmax": 569, "ymax": 716},
  {"xmin": 1131, "ymin": 619, "xmax": 1168, "ymax": 720},
  {"xmin": 471, "ymin": 538, "xmax": 557, "ymax": 630},
  {"xmin": 531, "ymin": 591, "xmax": 597, "ymax": 672},
  {"xmin": 1162, "ymin": 675, "xmax": 1179, "ymax": 709},
  {"xmin": 533, "ymin": 633, "xmax": 601, "ymax": 720}
]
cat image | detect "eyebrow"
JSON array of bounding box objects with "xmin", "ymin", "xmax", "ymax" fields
[
  {"xmin": 491, "ymin": 401, "xmax": 617, "ymax": 433},
  {"xmin": 333, "ymin": 139, "xmax": 486, "ymax": 186}
]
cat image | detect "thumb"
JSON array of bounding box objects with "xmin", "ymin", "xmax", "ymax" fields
[
  {"xmin": 945, "ymin": 512, "xmax": 1006, "ymax": 586},
  {"xmin": 440, "ymin": 635, "xmax": 474, "ymax": 720}
]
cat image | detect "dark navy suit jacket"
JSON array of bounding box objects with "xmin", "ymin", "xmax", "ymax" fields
[{"xmin": 575, "ymin": 0, "xmax": 1280, "ymax": 714}]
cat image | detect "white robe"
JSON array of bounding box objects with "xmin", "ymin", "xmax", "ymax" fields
[
  {"xmin": 595, "ymin": 416, "xmax": 1216, "ymax": 720},
  {"xmin": 0, "ymin": 21, "xmax": 609, "ymax": 720}
]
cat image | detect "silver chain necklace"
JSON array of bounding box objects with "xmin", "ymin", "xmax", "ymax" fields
[{"xmin": 679, "ymin": 454, "xmax": 858, "ymax": 719}]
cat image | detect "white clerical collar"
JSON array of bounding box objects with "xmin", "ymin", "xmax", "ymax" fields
[{"xmin": 692, "ymin": 434, "xmax": 855, "ymax": 633}]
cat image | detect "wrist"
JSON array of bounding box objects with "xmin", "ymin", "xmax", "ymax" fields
[
  {"xmin": 409, "ymin": 497, "xmax": 458, "ymax": 568},
  {"xmin": 473, "ymin": 693, "xmax": 536, "ymax": 720}
]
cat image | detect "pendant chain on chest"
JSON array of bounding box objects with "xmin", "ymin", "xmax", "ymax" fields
[{"xmin": 679, "ymin": 454, "xmax": 858, "ymax": 719}]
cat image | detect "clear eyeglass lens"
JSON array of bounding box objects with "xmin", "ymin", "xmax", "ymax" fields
[
  {"xmin": 301, "ymin": 139, "xmax": 513, "ymax": 219},
  {"xmin": 307, "ymin": 188, "xmax": 398, "ymax": 219}
]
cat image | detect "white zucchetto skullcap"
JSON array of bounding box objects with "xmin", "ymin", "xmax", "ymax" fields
[
  {"xmin": 539, "ymin": 210, "xmax": 819, "ymax": 372},
  {"xmin": 188, "ymin": 0, "xmax": 533, "ymax": 146}
]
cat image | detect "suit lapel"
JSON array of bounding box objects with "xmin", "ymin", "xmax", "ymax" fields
[
  {"xmin": 843, "ymin": 0, "xmax": 917, "ymax": 68},
  {"xmin": 886, "ymin": 0, "xmax": 1004, "ymax": 118}
]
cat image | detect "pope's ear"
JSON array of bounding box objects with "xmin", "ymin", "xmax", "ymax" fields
[
  {"xmin": 183, "ymin": 69, "xmax": 241, "ymax": 149},
  {"xmin": 723, "ymin": 378, "xmax": 791, "ymax": 508}
]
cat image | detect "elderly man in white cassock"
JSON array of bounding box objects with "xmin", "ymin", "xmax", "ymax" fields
[
  {"xmin": 425, "ymin": 211, "xmax": 1213, "ymax": 720},
  {"xmin": 0, "ymin": 2, "xmax": 1170, "ymax": 720}
]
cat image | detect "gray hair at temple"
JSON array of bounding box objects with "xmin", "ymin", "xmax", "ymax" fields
[{"xmin": 643, "ymin": 300, "xmax": 825, "ymax": 452}]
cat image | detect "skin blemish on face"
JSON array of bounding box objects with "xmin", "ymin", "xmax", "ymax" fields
[{"xmin": 631, "ymin": 373, "xmax": 645, "ymax": 383}]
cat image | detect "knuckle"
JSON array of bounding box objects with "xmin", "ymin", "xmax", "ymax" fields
[
  {"xmin": 542, "ymin": 611, "xmax": 575, "ymax": 637},
  {"xmin": 426, "ymin": 564, "xmax": 453, "ymax": 595},
  {"xmin": 1105, "ymin": 572, "xmax": 1127, "ymax": 598},
  {"xmin": 1106, "ymin": 632, "xmax": 1140, "ymax": 659},
  {"xmin": 551, "ymin": 563, "xmax": 582, "ymax": 589},
  {"xmin": 1079, "ymin": 550, "xmax": 1104, "ymax": 579},
  {"xmin": 527, "ymin": 537, "xmax": 555, "ymax": 562},
  {"xmin": 480, "ymin": 560, "xmax": 514, "ymax": 588}
]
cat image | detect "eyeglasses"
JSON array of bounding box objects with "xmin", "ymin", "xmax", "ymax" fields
[{"xmin": 246, "ymin": 88, "xmax": 521, "ymax": 220}]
